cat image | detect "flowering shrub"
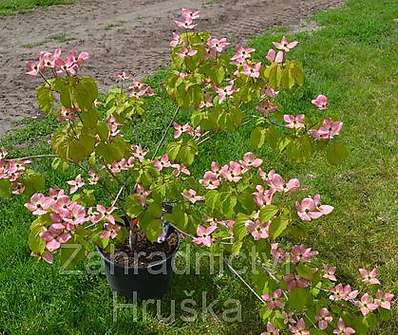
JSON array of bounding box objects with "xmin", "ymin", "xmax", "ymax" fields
[{"xmin": 0, "ymin": 8, "xmax": 392, "ymax": 334}]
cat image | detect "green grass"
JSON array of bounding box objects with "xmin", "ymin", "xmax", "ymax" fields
[
  {"xmin": 0, "ymin": 0, "xmax": 72, "ymax": 15},
  {"xmin": 1, "ymin": 0, "xmax": 398, "ymax": 333}
]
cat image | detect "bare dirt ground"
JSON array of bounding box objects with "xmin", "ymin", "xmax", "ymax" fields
[{"xmin": 0, "ymin": 0, "xmax": 343, "ymax": 136}]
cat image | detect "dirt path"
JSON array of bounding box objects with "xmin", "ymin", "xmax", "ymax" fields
[{"xmin": 0, "ymin": 0, "xmax": 343, "ymax": 136}]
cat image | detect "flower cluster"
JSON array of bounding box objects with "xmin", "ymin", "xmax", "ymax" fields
[
  {"xmin": 129, "ymin": 79, "xmax": 154, "ymax": 98},
  {"xmin": 265, "ymin": 36, "xmax": 298, "ymax": 65},
  {"xmin": 26, "ymin": 49, "xmax": 89, "ymax": 76},
  {"xmin": 0, "ymin": 148, "xmax": 30, "ymax": 195},
  {"xmin": 173, "ymin": 122, "xmax": 201, "ymax": 139},
  {"xmin": 175, "ymin": 8, "xmax": 200, "ymax": 30},
  {"xmin": 25, "ymin": 185, "xmax": 121, "ymax": 263}
]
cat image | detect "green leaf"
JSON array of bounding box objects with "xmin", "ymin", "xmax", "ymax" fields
[
  {"xmin": 250, "ymin": 127, "xmax": 266, "ymax": 150},
  {"xmin": 140, "ymin": 203, "xmax": 163, "ymax": 242},
  {"xmin": 125, "ymin": 195, "xmax": 145, "ymax": 218},
  {"xmin": 74, "ymin": 77, "xmax": 98, "ymax": 111},
  {"xmin": 28, "ymin": 228, "xmax": 46, "ymax": 254},
  {"xmin": 233, "ymin": 213, "xmax": 250, "ymax": 241},
  {"xmin": 0, "ymin": 179, "xmax": 11, "ymax": 199},
  {"xmin": 237, "ymin": 192, "xmax": 256, "ymax": 213},
  {"xmin": 286, "ymin": 136, "xmax": 313, "ymax": 163},
  {"xmin": 22, "ymin": 171, "xmax": 45, "ymax": 197},
  {"xmin": 53, "ymin": 77, "xmax": 72, "ymax": 107},
  {"xmin": 269, "ymin": 209, "xmax": 290, "ymax": 239},
  {"xmin": 36, "ymin": 85, "xmax": 53, "ymax": 114},
  {"xmin": 287, "ymin": 288, "xmax": 313, "ymax": 311},
  {"xmin": 259, "ymin": 205, "xmax": 279, "ymax": 223},
  {"xmin": 326, "ymin": 142, "xmax": 349, "ymax": 165}
]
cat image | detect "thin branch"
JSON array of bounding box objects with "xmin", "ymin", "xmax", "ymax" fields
[
  {"xmin": 151, "ymin": 106, "xmax": 180, "ymax": 160},
  {"xmin": 8, "ymin": 154, "xmax": 56, "ymax": 161},
  {"xmin": 111, "ymin": 185, "xmax": 125, "ymax": 207},
  {"xmin": 224, "ymin": 259, "xmax": 265, "ymax": 304}
]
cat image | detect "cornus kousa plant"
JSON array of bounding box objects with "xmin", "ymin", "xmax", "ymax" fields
[{"xmin": 0, "ymin": 8, "xmax": 392, "ymax": 334}]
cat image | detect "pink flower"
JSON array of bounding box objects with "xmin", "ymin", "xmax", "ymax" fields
[
  {"xmin": 261, "ymin": 322, "xmax": 279, "ymax": 335},
  {"xmin": 290, "ymin": 245, "xmax": 318, "ymax": 264},
  {"xmin": 231, "ymin": 45, "xmax": 255, "ymax": 63},
  {"xmin": 267, "ymin": 170, "xmax": 300, "ymax": 193},
  {"xmin": 177, "ymin": 48, "xmax": 198, "ymax": 58},
  {"xmin": 173, "ymin": 122, "xmax": 190, "ymax": 139},
  {"xmin": 329, "ymin": 284, "xmax": 358, "ymax": 301},
  {"xmin": 172, "ymin": 164, "xmax": 191, "ymax": 177},
  {"xmin": 296, "ymin": 197, "xmax": 324, "ymax": 221},
  {"xmin": 283, "ymin": 114, "xmax": 305, "ymax": 129},
  {"xmin": 271, "ymin": 243, "xmax": 286, "ymax": 263},
  {"xmin": 262, "ymin": 289, "xmax": 284, "ymax": 310},
  {"xmin": 55, "ymin": 49, "xmax": 89, "ymax": 75},
  {"xmin": 88, "ymin": 171, "xmax": 99, "ymax": 185},
  {"xmin": 41, "ymin": 48, "xmax": 61, "ymax": 68},
  {"xmin": 200, "ymin": 171, "xmax": 220, "ymax": 190},
  {"xmin": 193, "ymin": 225, "xmax": 217, "ymax": 247},
  {"xmin": 181, "ymin": 8, "xmax": 200, "ymax": 20},
  {"xmin": 282, "ymin": 311, "xmax": 296, "ymax": 325},
  {"xmin": 182, "ymin": 189, "xmax": 204, "ymax": 204},
  {"xmin": 309, "ymin": 118, "xmax": 343, "ymax": 140},
  {"xmin": 316, "ymin": 308, "xmax": 333, "ymax": 330},
  {"xmin": 313, "ymin": 194, "xmax": 334, "ymax": 215},
  {"xmin": 311, "ymin": 95, "xmax": 328, "ymax": 110},
  {"xmin": 91, "ymin": 204, "xmax": 117, "ymax": 225},
  {"xmin": 52, "ymin": 196, "xmax": 72, "ymax": 217},
  {"xmin": 240, "ymin": 152, "xmax": 263, "ymax": 169},
  {"xmin": 272, "ymin": 36, "xmax": 298, "ymax": 52},
  {"xmin": 375, "ymin": 290, "xmax": 394, "ymax": 310},
  {"xmin": 207, "ymin": 38, "xmax": 229, "ymax": 53},
  {"xmin": 264, "ymin": 87, "xmax": 279, "ymax": 97},
  {"xmin": 25, "ymin": 193, "xmax": 52, "ymax": 216},
  {"xmin": 215, "ymin": 85, "xmax": 234, "ymax": 103},
  {"xmin": 153, "ymin": 154, "xmax": 171, "ymax": 171},
  {"xmin": 253, "ymin": 185, "xmax": 274, "ymax": 207},
  {"xmin": 135, "ymin": 184, "xmax": 151, "ymax": 207},
  {"xmin": 220, "ymin": 161, "xmax": 243, "ymax": 183},
  {"xmin": 265, "ymin": 49, "xmax": 284, "ymax": 64},
  {"xmin": 289, "ymin": 318, "xmax": 309, "ymax": 335},
  {"xmin": 333, "ymin": 318, "xmax": 356, "ymax": 335},
  {"xmin": 323, "ymin": 265, "xmax": 337, "ymax": 281},
  {"xmin": 63, "ymin": 203, "xmax": 88, "ymax": 226},
  {"xmin": 359, "ymin": 268, "xmax": 380, "ymax": 285},
  {"xmin": 284, "ymin": 274, "xmax": 308, "ymax": 291},
  {"xmin": 31, "ymin": 250, "xmax": 54, "ymax": 264},
  {"xmin": 40, "ymin": 223, "xmax": 71, "ymax": 252},
  {"xmin": 243, "ymin": 62, "xmax": 261, "ymax": 78},
  {"xmin": 114, "ymin": 71, "xmax": 130, "ymax": 81},
  {"xmin": 356, "ymin": 293, "xmax": 379, "ymax": 316},
  {"xmin": 26, "ymin": 59, "xmax": 44, "ymax": 76},
  {"xmin": 107, "ymin": 115, "xmax": 121, "ymax": 137},
  {"xmin": 100, "ymin": 223, "xmax": 121, "ymax": 240},
  {"xmin": 170, "ymin": 32, "xmax": 180, "ymax": 48},
  {"xmin": 129, "ymin": 80, "xmax": 154, "ymax": 98},
  {"xmin": 67, "ymin": 175, "xmax": 85, "ymax": 194},
  {"xmin": 246, "ymin": 219, "xmax": 270, "ymax": 240},
  {"xmin": 132, "ymin": 145, "xmax": 147, "ymax": 162},
  {"xmin": 175, "ymin": 18, "xmax": 197, "ymax": 30}
]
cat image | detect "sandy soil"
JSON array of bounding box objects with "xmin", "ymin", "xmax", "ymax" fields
[{"xmin": 0, "ymin": 0, "xmax": 343, "ymax": 136}]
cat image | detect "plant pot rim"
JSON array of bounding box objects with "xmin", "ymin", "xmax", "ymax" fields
[{"xmin": 96, "ymin": 225, "xmax": 180, "ymax": 270}]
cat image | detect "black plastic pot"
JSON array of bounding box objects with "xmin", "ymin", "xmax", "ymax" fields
[{"xmin": 97, "ymin": 225, "xmax": 179, "ymax": 300}]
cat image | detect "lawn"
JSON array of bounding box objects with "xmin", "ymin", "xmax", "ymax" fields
[
  {"xmin": 1, "ymin": 0, "xmax": 398, "ymax": 334},
  {"xmin": 0, "ymin": 0, "xmax": 72, "ymax": 15}
]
